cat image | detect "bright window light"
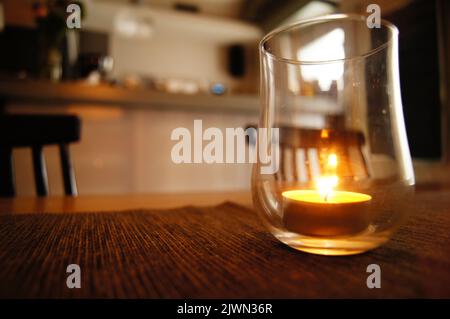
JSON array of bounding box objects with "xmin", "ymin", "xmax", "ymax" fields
[
  {"xmin": 114, "ymin": 11, "xmax": 154, "ymax": 38},
  {"xmin": 298, "ymin": 28, "xmax": 345, "ymax": 91},
  {"xmin": 283, "ymin": 1, "xmax": 335, "ymax": 25}
]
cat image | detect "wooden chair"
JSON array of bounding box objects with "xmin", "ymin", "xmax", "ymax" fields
[
  {"xmin": 0, "ymin": 114, "xmax": 81, "ymax": 197},
  {"xmin": 246, "ymin": 125, "xmax": 369, "ymax": 182},
  {"xmin": 278, "ymin": 127, "xmax": 369, "ymax": 183}
]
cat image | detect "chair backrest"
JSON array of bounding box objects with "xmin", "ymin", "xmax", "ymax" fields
[
  {"xmin": 246, "ymin": 125, "xmax": 369, "ymax": 182},
  {"xmin": 278, "ymin": 127, "xmax": 369, "ymax": 183},
  {"xmin": 0, "ymin": 114, "xmax": 81, "ymax": 197}
]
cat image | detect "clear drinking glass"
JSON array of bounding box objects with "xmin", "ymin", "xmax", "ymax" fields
[{"xmin": 252, "ymin": 14, "xmax": 415, "ymax": 256}]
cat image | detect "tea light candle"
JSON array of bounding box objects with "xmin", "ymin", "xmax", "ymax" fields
[
  {"xmin": 282, "ymin": 153, "xmax": 372, "ymax": 236},
  {"xmin": 282, "ymin": 189, "xmax": 372, "ymax": 236}
]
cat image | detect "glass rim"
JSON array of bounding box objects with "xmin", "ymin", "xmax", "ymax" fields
[{"xmin": 259, "ymin": 13, "xmax": 399, "ymax": 65}]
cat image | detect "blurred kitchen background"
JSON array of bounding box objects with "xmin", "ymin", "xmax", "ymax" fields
[{"xmin": 0, "ymin": 0, "xmax": 449, "ymax": 196}]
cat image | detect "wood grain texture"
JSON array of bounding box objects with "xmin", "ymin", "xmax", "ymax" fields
[
  {"xmin": 0, "ymin": 192, "xmax": 253, "ymax": 214},
  {"xmin": 0, "ymin": 192, "xmax": 449, "ymax": 298}
]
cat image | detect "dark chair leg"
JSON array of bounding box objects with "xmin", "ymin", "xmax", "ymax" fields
[
  {"xmin": 0, "ymin": 147, "xmax": 15, "ymax": 197},
  {"xmin": 59, "ymin": 144, "xmax": 78, "ymax": 196},
  {"xmin": 32, "ymin": 145, "xmax": 49, "ymax": 197}
]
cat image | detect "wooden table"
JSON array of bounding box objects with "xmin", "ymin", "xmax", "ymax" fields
[{"xmin": 0, "ymin": 188, "xmax": 449, "ymax": 298}]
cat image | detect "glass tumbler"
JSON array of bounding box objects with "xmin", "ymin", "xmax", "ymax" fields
[{"xmin": 252, "ymin": 14, "xmax": 415, "ymax": 256}]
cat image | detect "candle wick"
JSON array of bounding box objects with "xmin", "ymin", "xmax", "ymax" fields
[{"xmin": 324, "ymin": 193, "xmax": 329, "ymax": 202}]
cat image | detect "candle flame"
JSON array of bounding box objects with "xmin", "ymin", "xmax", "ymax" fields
[
  {"xmin": 320, "ymin": 129, "xmax": 329, "ymax": 138},
  {"xmin": 316, "ymin": 175, "xmax": 338, "ymax": 201},
  {"xmin": 327, "ymin": 153, "xmax": 337, "ymax": 167},
  {"xmin": 317, "ymin": 153, "xmax": 339, "ymax": 201}
]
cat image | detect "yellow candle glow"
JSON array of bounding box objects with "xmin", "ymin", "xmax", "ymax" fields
[
  {"xmin": 283, "ymin": 189, "xmax": 372, "ymax": 204},
  {"xmin": 282, "ymin": 154, "xmax": 372, "ymax": 236}
]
